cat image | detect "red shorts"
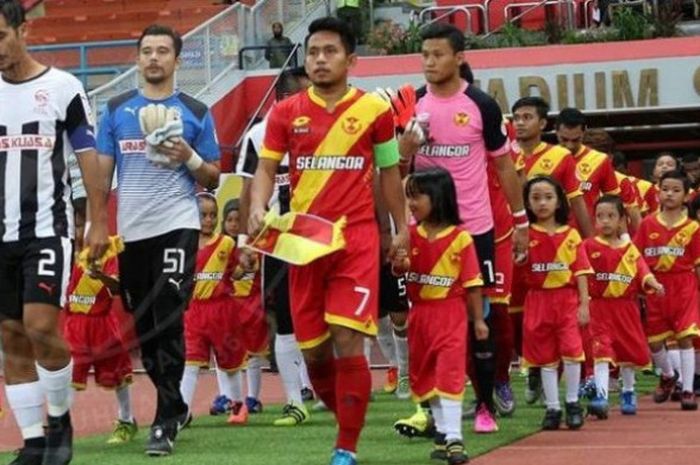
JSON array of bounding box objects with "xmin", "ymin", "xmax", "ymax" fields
[
  {"xmin": 590, "ymin": 298, "xmax": 650, "ymax": 368},
  {"xmin": 64, "ymin": 313, "xmax": 133, "ymax": 390},
  {"xmin": 408, "ymin": 297, "xmax": 467, "ymax": 401},
  {"xmin": 645, "ymin": 273, "xmax": 700, "ymax": 343},
  {"xmin": 484, "ymin": 236, "xmax": 513, "ymax": 305},
  {"xmin": 522, "ymin": 288, "xmax": 584, "ymax": 367},
  {"xmin": 235, "ymin": 295, "xmax": 269, "ymax": 356},
  {"xmin": 509, "ymin": 265, "xmax": 527, "ymax": 313},
  {"xmin": 290, "ymin": 222, "xmax": 379, "ymax": 349},
  {"xmin": 185, "ymin": 298, "xmax": 246, "ymax": 371}
]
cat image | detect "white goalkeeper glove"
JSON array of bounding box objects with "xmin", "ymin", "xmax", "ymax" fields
[
  {"xmin": 138, "ymin": 103, "xmax": 183, "ymax": 169},
  {"xmin": 404, "ymin": 117, "xmax": 426, "ymax": 145}
]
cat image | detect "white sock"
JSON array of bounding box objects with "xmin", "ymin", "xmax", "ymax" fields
[
  {"xmin": 564, "ymin": 362, "xmax": 581, "ymax": 403},
  {"xmin": 5, "ymin": 381, "xmax": 45, "ymax": 439},
  {"xmin": 299, "ymin": 357, "xmax": 312, "ymax": 389},
  {"xmin": 429, "ymin": 397, "xmax": 445, "ymax": 434},
  {"xmin": 594, "ymin": 362, "xmax": 610, "ymax": 399},
  {"xmin": 115, "ymin": 385, "xmax": 133, "ymax": 423},
  {"xmin": 695, "ymin": 352, "xmax": 700, "ymax": 375},
  {"xmin": 216, "ymin": 366, "xmax": 231, "ymax": 397},
  {"xmin": 364, "ymin": 338, "xmax": 372, "ymax": 366},
  {"xmin": 246, "ymin": 356, "xmax": 264, "ymax": 399},
  {"xmin": 180, "ymin": 365, "xmax": 199, "ymax": 409},
  {"xmin": 651, "ymin": 347, "xmax": 674, "ymax": 377},
  {"xmin": 230, "ymin": 370, "xmax": 244, "ymax": 402},
  {"xmin": 440, "ymin": 398, "xmax": 463, "ymax": 442},
  {"xmin": 275, "ymin": 334, "xmax": 304, "ymax": 405},
  {"xmin": 541, "ymin": 367, "xmax": 560, "ymax": 410},
  {"xmin": 680, "ymin": 348, "xmax": 695, "ymax": 392},
  {"xmin": 395, "ymin": 335, "xmax": 409, "ymax": 378},
  {"xmin": 621, "ymin": 366, "xmax": 636, "ymax": 392},
  {"xmin": 376, "ymin": 316, "xmax": 397, "ymax": 366},
  {"xmin": 36, "ymin": 360, "xmax": 73, "ymax": 417},
  {"xmin": 669, "ymin": 348, "xmax": 682, "ymax": 381}
]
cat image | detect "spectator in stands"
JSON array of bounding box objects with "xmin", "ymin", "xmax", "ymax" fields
[
  {"xmin": 265, "ymin": 22, "xmax": 294, "ymax": 68},
  {"xmin": 337, "ymin": 0, "xmax": 362, "ymax": 42},
  {"xmin": 682, "ymin": 153, "xmax": 700, "ymax": 190}
]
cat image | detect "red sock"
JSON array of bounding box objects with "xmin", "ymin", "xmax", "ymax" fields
[
  {"xmin": 334, "ymin": 356, "xmax": 371, "ymax": 453},
  {"xmin": 307, "ymin": 358, "xmax": 337, "ymax": 413}
]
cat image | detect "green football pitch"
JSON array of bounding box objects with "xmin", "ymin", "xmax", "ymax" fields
[{"xmin": 0, "ymin": 373, "xmax": 658, "ymax": 465}]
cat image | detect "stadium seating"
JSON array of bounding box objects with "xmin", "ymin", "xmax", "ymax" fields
[{"xmin": 28, "ymin": 0, "xmax": 228, "ymax": 44}]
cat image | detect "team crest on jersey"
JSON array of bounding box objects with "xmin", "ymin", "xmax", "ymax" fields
[
  {"xmin": 451, "ymin": 253, "xmax": 461, "ymax": 263},
  {"xmin": 649, "ymin": 232, "xmax": 660, "ymax": 240},
  {"xmin": 566, "ymin": 239, "xmax": 577, "ymax": 250},
  {"xmin": 453, "ymin": 112, "xmax": 470, "ymax": 126},
  {"xmin": 625, "ymin": 252, "xmax": 637, "ymax": 263},
  {"xmin": 540, "ymin": 158, "xmax": 553, "ymax": 170},
  {"xmin": 578, "ymin": 163, "xmax": 592, "ymax": 176},
  {"xmin": 33, "ymin": 89, "xmax": 50, "ymax": 114},
  {"xmin": 218, "ymin": 250, "xmax": 227, "ymax": 261},
  {"xmin": 676, "ymin": 231, "xmax": 688, "ymax": 245},
  {"xmin": 591, "ymin": 251, "xmax": 601, "ymax": 259},
  {"xmin": 342, "ymin": 117, "xmax": 363, "ymax": 135},
  {"xmin": 292, "ymin": 116, "xmax": 311, "ymax": 134}
]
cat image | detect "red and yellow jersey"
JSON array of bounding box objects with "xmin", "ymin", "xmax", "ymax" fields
[
  {"xmin": 522, "ymin": 224, "xmax": 593, "ymax": 289},
  {"xmin": 261, "ymin": 87, "xmax": 396, "ymax": 226},
  {"xmin": 634, "ymin": 213, "xmax": 700, "ymax": 273},
  {"xmin": 488, "ymin": 150, "xmax": 525, "ymax": 243},
  {"xmin": 573, "ymin": 145, "xmax": 620, "ymax": 217},
  {"xmin": 192, "ymin": 234, "xmax": 238, "ymax": 301},
  {"xmin": 616, "ymin": 171, "xmax": 640, "ymax": 210},
  {"xmin": 584, "ymin": 237, "xmax": 653, "ymax": 299},
  {"xmin": 406, "ymin": 224, "xmax": 483, "ymax": 302},
  {"xmin": 634, "ymin": 178, "xmax": 657, "ymax": 214},
  {"xmin": 66, "ymin": 257, "xmax": 118, "ymax": 316},
  {"xmin": 233, "ymin": 271, "xmax": 261, "ymax": 299},
  {"xmin": 521, "ymin": 142, "xmax": 582, "ymax": 200}
]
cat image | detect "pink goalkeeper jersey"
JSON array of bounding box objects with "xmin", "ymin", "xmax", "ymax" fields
[{"xmin": 414, "ymin": 81, "xmax": 510, "ymax": 235}]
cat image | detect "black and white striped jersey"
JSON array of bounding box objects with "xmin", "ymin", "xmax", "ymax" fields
[{"xmin": 0, "ymin": 67, "xmax": 96, "ymax": 242}]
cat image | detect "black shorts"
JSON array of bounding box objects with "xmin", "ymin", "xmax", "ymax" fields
[
  {"xmin": 262, "ymin": 255, "xmax": 293, "ymax": 335},
  {"xmin": 379, "ymin": 263, "xmax": 409, "ymax": 318},
  {"xmin": 472, "ymin": 229, "xmax": 496, "ymax": 287},
  {"xmin": 0, "ymin": 237, "xmax": 73, "ymax": 320},
  {"xmin": 119, "ymin": 229, "xmax": 198, "ymax": 325}
]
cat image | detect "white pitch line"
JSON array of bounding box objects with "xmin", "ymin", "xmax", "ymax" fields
[{"xmin": 504, "ymin": 445, "xmax": 700, "ymax": 451}]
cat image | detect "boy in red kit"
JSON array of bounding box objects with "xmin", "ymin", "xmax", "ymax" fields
[
  {"xmin": 247, "ymin": 17, "xmax": 408, "ymax": 465},
  {"xmin": 64, "ymin": 235, "xmax": 137, "ymax": 444},
  {"xmin": 180, "ymin": 194, "xmax": 249, "ymax": 425},
  {"xmin": 403, "ymin": 168, "xmax": 486, "ymax": 465},
  {"xmin": 584, "ymin": 195, "xmax": 663, "ymax": 417},
  {"xmin": 521, "ymin": 176, "xmax": 592, "ymax": 430},
  {"xmin": 634, "ymin": 170, "xmax": 700, "ymax": 410}
]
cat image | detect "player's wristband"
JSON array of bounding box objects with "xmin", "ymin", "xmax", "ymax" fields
[
  {"xmin": 237, "ymin": 234, "xmax": 249, "ymax": 246},
  {"xmin": 513, "ymin": 209, "xmax": 529, "ymax": 228},
  {"xmin": 515, "ymin": 221, "xmax": 530, "ymax": 230},
  {"xmin": 185, "ymin": 151, "xmax": 204, "ymax": 171}
]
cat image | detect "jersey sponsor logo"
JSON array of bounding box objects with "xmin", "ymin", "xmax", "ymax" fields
[
  {"xmin": 275, "ymin": 172, "xmax": 290, "ymax": 186},
  {"xmin": 296, "ymin": 156, "xmax": 365, "ymax": 170},
  {"xmin": 406, "ymin": 272, "xmax": 455, "ymax": 287},
  {"xmin": 69, "ymin": 294, "xmax": 97, "ymax": 305},
  {"xmin": 0, "ymin": 135, "xmax": 56, "ymax": 150},
  {"xmin": 119, "ymin": 139, "xmax": 146, "ymax": 154},
  {"xmin": 644, "ymin": 246, "xmax": 685, "ymax": 257},
  {"xmin": 580, "ymin": 181, "xmax": 593, "ymax": 192},
  {"xmin": 124, "ymin": 106, "xmax": 138, "ymax": 116},
  {"xmin": 341, "ymin": 116, "xmax": 363, "ymax": 135},
  {"xmin": 595, "ymin": 272, "xmax": 633, "ymax": 284},
  {"xmin": 292, "ymin": 116, "xmax": 311, "ymax": 134},
  {"xmin": 419, "ymin": 144, "xmax": 471, "ymax": 158},
  {"xmin": 531, "ymin": 262, "xmax": 569, "ymax": 272},
  {"xmin": 195, "ymin": 271, "xmax": 224, "ymax": 282},
  {"xmin": 453, "ymin": 112, "xmax": 470, "ymax": 126}
]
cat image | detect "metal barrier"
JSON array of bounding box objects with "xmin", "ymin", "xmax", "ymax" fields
[
  {"xmin": 238, "ymin": 44, "xmax": 301, "ymax": 70},
  {"xmin": 504, "ymin": 0, "xmax": 577, "ymax": 28},
  {"xmin": 418, "ymin": 6, "xmax": 480, "ymax": 34}
]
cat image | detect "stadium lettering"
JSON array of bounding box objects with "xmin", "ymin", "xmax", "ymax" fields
[
  {"xmin": 644, "ymin": 246, "xmax": 685, "ymax": 257},
  {"xmin": 531, "ymin": 262, "xmax": 569, "ymax": 273},
  {"xmin": 0, "ymin": 135, "xmax": 55, "ymax": 150},
  {"xmin": 406, "ymin": 272, "xmax": 455, "ymax": 287},
  {"xmin": 195, "ymin": 272, "xmax": 224, "ymax": 281},
  {"xmin": 296, "ymin": 156, "xmax": 365, "ymax": 170},
  {"xmin": 419, "ymin": 145, "xmax": 471, "ymax": 158},
  {"xmin": 69, "ymin": 295, "xmax": 96, "ymax": 305},
  {"xmin": 119, "ymin": 139, "xmax": 147, "ymax": 154},
  {"xmin": 595, "ymin": 272, "xmax": 633, "ymax": 284}
]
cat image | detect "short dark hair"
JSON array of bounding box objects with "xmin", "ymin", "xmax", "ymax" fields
[
  {"xmin": 406, "ymin": 168, "xmax": 462, "ymax": 226},
  {"xmin": 138, "ymin": 24, "xmax": 183, "ymax": 58},
  {"xmin": 0, "ymin": 0, "xmax": 25, "ymax": 28},
  {"xmin": 595, "ymin": 194, "xmax": 625, "ymax": 218},
  {"xmin": 556, "ymin": 107, "xmax": 587, "ymax": 130},
  {"xmin": 659, "ymin": 170, "xmax": 691, "ymax": 193},
  {"xmin": 305, "ymin": 16, "xmax": 355, "ymax": 54},
  {"xmin": 420, "ymin": 22, "xmax": 465, "ymax": 53},
  {"xmin": 611, "ymin": 151, "xmax": 627, "ymax": 170},
  {"xmin": 524, "ymin": 175, "xmax": 570, "ymax": 226},
  {"xmin": 512, "ymin": 96, "xmax": 549, "ymax": 120},
  {"xmin": 583, "ymin": 128, "xmax": 615, "ymax": 154},
  {"xmin": 682, "ymin": 153, "xmax": 699, "ymax": 164}
]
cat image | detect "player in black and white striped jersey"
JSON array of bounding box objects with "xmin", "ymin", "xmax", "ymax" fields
[{"xmin": 0, "ymin": 2, "xmax": 110, "ymax": 464}]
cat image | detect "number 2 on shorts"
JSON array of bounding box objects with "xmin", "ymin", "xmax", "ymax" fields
[{"xmin": 353, "ymin": 286, "xmax": 370, "ymax": 316}]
